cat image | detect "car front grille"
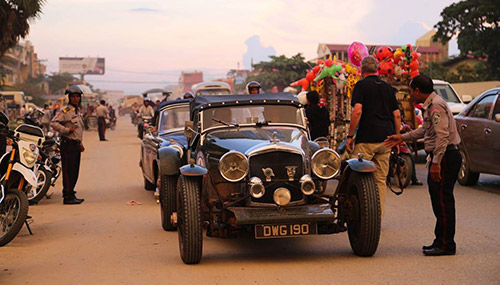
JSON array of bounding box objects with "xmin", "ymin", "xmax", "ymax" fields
[{"xmin": 248, "ymin": 151, "xmax": 304, "ymax": 204}]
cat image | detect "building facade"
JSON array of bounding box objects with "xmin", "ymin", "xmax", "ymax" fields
[{"xmin": 0, "ymin": 41, "xmax": 46, "ymax": 89}]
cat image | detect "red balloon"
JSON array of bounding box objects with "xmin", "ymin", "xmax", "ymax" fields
[
  {"xmin": 409, "ymin": 60, "xmax": 419, "ymax": 70},
  {"xmin": 378, "ymin": 60, "xmax": 395, "ymax": 75},
  {"xmin": 410, "ymin": 69, "xmax": 420, "ymax": 78},
  {"xmin": 317, "ymin": 60, "xmax": 324, "ymax": 65},
  {"xmin": 411, "ymin": 51, "xmax": 421, "ymax": 60},
  {"xmin": 324, "ymin": 59, "xmax": 333, "ymax": 67},
  {"xmin": 305, "ymin": 71, "xmax": 315, "ymax": 82},
  {"xmin": 375, "ymin": 46, "xmax": 394, "ymax": 62},
  {"xmin": 312, "ymin": 65, "xmax": 321, "ymax": 75}
]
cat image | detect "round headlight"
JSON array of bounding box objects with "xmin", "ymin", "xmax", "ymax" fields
[
  {"xmin": 300, "ymin": 174, "xmax": 315, "ymax": 195},
  {"xmin": 219, "ymin": 151, "xmax": 249, "ymax": 182},
  {"xmin": 249, "ymin": 177, "xmax": 265, "ymax": 198},
  {"xmin": 311, "ymin": 148, "xmax": 341, "ymax": 179},
  {"xmin": 273, "ymin": 187, "xmax": 291, "ymax": 206}
]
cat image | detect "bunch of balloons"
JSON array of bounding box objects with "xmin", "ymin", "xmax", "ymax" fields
[{"xmin": 374, "ymin": 44, "xmax": 421, "ymax": 80}]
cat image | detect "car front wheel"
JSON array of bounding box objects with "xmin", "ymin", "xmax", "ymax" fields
[
  {"xmin": 177, "ymin": 175, "xmax": 203, "ymax": 264},
  {"xmin": 346, "ymin": 172, "xmax": 381, "ymax": 257},
  {"xmin": 458, "ymin": 150, "xmax": 479, "ymax": 186}
]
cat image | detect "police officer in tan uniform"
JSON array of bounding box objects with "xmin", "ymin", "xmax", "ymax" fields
[
  {"xmin": 51, "ymin": 85, "xmax": 86, "ymax": 205},
  {"xmin": 96, "ymin": 100, "xmax": 109, "ymax": 141},
  {"xmin": 385, "ymin": 75, "xmax": 461, "ymax": 256}
]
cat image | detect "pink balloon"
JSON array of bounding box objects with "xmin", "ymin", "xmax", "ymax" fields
[{"xmin": 348, "ymin": 42, "xmax": 369, "ymax": 67}]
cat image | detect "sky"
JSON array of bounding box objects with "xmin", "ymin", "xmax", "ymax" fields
[{"xmin": 25, "ymin": 0, "xmax": 460, "ymax": 94}]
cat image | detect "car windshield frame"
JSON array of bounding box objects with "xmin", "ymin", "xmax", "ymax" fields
[
  {"xmin": 199, "ymin": 104, "xmax": 307, "ymax": 134},
  {"xmin": 157, "ymin": 104, "xmax": 190, "ymax": 134}
]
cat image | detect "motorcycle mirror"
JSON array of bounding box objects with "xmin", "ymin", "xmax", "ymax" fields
[{"xmin": 46, "ymin": 131, "xmax": 54, "ymax": 139}]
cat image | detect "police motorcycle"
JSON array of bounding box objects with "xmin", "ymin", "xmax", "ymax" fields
[
  {"xmin": 25, "ymin": 132, "xmax": 61, "ymax": 204},
  {"xmin": 0, "ymin": 112, "xmax": 43, "ymax": 246}
]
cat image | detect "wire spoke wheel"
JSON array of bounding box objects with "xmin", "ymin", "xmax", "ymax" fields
[{"xmin": 0, "ymin": 189, "xmax": 28, "ymax": 246}]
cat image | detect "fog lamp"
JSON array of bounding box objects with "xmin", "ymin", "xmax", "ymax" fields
[
  {"xmin": 249, "ymin": 177, "xmax": 265, "ymax": 198},
  {"xmin": 273, "ymin": 187, "xmax": 291, "ymax": 206},
  {"xmin": 300, "ymin": 175, "xmax": 315, "ymax": 195}
]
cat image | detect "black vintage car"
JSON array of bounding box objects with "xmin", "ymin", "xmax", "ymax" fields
[
  {"xmin": 175, "ymin": 93, "xmax": 380, "ymax": 264},
  {"xmin": 140, "ymin": 99, "xmax": 190, "ymax": 230}
]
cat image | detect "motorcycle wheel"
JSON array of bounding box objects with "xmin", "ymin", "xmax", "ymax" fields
[
  {"xmin": 0, "ymin": 188, "xmax": 29, "ymax": 246},
  {"xmin": 27, "ymin": 167, "xmax": 52, "ymax": 204},
  {"xmin": 346, "ymin": 172, "xmax": 380, "ymax": 257},
  {"xmin": 392, "ymin": 154, "xmax": 413, "ymax": 189}
]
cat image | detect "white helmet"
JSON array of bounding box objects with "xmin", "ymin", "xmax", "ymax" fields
[{"xmin": 297, "ymin": 91, "xmax": 308, "ymax": 105}]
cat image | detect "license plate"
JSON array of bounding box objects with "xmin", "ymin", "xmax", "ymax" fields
[{"xmin": 254, "ymin": 223, "xmax": 317, "ymax": 239}]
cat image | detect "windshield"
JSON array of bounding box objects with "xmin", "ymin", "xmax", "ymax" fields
[
  {"xmin": 195, "ymin": 89, "xmax": 231, "ymax": 96},
  {"xmin": 158, "ymin": 105, "xmax": 190, "ymax": 132},
  {"xmin": 202, "ymin": 105, "xmax": 305, "ymax": 130},
  {"xmin": 434, "ymin": 84, "xmax": 461, "ymax": 103}
]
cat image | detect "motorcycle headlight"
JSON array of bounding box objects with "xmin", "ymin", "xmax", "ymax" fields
[
  {"xmin": 22, "ymin": 147, "xmax": 37, "ymax": 165},
  {"xmin": 219, "ymin": 151, "xmax": 249, "ymax": 182},
  {"xmin": 311, "ymin": 148, "xmax": 341, "ymax": 179}
]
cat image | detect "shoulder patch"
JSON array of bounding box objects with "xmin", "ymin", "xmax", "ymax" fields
[{"xmin": 433, "ymin": 112, "xmax": 441, "ymax": 125}]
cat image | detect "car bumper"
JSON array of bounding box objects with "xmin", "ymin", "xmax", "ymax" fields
[{"xmin": 227, "ymin": 203, "xmax": 335, "ymax": 225}]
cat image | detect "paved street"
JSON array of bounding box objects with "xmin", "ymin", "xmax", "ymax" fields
[{"xmin": 1, "ymin": 116, "xmax": 499, "ymax": 284}]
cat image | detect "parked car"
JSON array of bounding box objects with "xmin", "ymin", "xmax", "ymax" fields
[
  {"xmin": 139, "ymin": 99, "xmax": 190, "ymax": 230},
  {"xmin": 455, "ymin": 88, "xmax": 500, "ymax": 185},
  {"xmin": 433, "ymin": 80, "xmax": 472, "ymax": 115},
  {"xmin": 174, "ymin": 93, "xmax": 380, "ymax": 264}
]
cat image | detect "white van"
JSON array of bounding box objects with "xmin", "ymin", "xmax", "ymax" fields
[{"xmin": 433, "ymin": 80, "xmax": 472, "ymax": 115}]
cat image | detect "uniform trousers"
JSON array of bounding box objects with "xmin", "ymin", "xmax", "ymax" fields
[
  {"xmin": 97, "ymin": 116, "xmax": 106, "ymax": 140},
  {"xmin": 428, "ymin": 148, "xmax": 461, "ymax": 251},
  {"xmin": 60, "ymin": 138, "xmax": 81, "ymax": 199}
]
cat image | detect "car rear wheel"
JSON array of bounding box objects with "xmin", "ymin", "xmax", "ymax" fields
[
  {"xmin": 144, "ymin": 177, "xmax": 156, "ymax": 191},
  {"xmin": 346, "ymin": 172, "xmax": 380, "ymax": 257},
  {"xmin": 458, "ymin": 150, "xmax": 479, "ymax": 186},
  {"xmin": 177, "ymin": 175, "xmax": 203, "ymax": 264},
  {"xmin": 160, "ymin": 174, "xmax": 177, "ymax": 231}
]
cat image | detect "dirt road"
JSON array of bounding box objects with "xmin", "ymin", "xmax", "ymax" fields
[{"xmin": 1, "ymin": 117, "xmax": 499, "ymax": 284}]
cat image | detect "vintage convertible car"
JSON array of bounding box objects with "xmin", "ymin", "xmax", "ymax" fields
[
  {"xmin": 140, "ymin": 99, "xmax": 190, "ymax": 230},
  {"xmin": 174, "ymin": 93, "xmax": 380, "ymax": 264}
]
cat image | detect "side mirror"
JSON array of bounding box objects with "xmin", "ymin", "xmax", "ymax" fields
[
  {"xmin": 184, "ymin": 121, "xmax": 195, "ymax": 140},
  {"xmin": 462, "ymin": 95, "xmax": 472, "ymax": 104},
  {"xmin": 495, "ymin": 113, "xmax": 500, "ymax": 123}
]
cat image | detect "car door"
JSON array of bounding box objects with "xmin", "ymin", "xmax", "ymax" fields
[
  {"xmin": 459, "ymin": 94, "xmax": 497, "ymax": 173},
  {"xmin": 482, "ymin": 94, "xmax": 500, "ymax": 174}
]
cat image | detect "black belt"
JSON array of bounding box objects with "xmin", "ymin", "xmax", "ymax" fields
[
  {"xmin": 426, "ymin": 144, "xmax": 458, "ymax": 155},
  {"xmin": 61, "ymin": 137, "xmax": 81, "ymax": 144}
]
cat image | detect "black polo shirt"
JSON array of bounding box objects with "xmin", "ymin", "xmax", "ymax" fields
[{"xmin": 351, "ymin": 75, "xmax": 399, "ymax": 143}]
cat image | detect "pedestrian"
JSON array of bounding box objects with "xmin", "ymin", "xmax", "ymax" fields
[
  {"xmin": 96, "ymin": 100, "xmax": 109, "ymax": 141},
  {"xmin": 50, "ymin": 85, "xmax": 85, "ymax": 205},
  {"xmin": 346, "ymin": 55, "xmax": 401, "ymax": 217},
  {"xmin": 305, "ymin": 90, "xmax": 330, "ymax": 140},
  {"xmin": 41, "ymin": 104, "xmax": 52, "ymax": 134},
  {"xmin": 385, "ymin": 74, "xmax": 461, "ymax": 256}
]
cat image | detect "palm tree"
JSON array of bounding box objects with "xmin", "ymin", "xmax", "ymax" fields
[{"xmin": 0, "ymin": 0, "xmax": 46, "ymax": 57}]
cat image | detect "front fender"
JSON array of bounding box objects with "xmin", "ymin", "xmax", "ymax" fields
[
  {"xmin": 158, "ymin": 146, "xmax": 182, "ymax": 175},
  {"xmin": 12, "ymin": 163, "xmax": 37, "ymax": 187},
  {"xmin": 346, "ymin": 158, "xmax": 376, "ymax": 173},
  {"xmin": 180, "ymin": 164, "xmax": 208, "ymax": 177}
]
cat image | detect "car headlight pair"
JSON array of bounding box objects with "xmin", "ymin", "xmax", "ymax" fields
[
  {"xmin": 219, "ymin": 151, "xmax": 249, "ymax": 182},
  {"xmin": 311, "ymin": 149, "xmax": 341, "ymax": 179}
]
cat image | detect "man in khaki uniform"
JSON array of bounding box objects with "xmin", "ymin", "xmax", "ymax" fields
[
  {"xmin": 385, "ymin": 75, "xmax": 461, "ymax": 256},
  {"xmin": 96, "ymin": 100, "xmax": 109, "ymax": 141},
  {"xmin": 51, "ymin": 85, "xmax": 85, "ymax": 205}
]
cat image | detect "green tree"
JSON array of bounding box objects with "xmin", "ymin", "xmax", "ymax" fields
[
  {"xmin": 433, "ymin": 0, "xmax": 500, "ymax": 79},
  {"xmin": 0, "ymin": 0, "xmax": 46, "ymax": 56},
  {"xmin": 244, "ymin": 54, "xmax": 310, "ymax": 92},
  {"xmin": 48, "ymin": 72, "xmax": 77, "ymax": 94}
]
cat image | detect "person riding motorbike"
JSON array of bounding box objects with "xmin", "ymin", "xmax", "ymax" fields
[
  {"xmin": 137, "ymin": 99, "xmax": 154, "ymax": 139},
  {"xmin": 246, "ymin": 81, "xmax": 261, "ymax": 94}
]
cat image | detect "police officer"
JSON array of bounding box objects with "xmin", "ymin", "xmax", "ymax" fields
[
  {"xmin": 51, "ymin": 85, "xmax": 86, "ymax": 205},
  {"xmin": 96, "ymin": 100, "xmax": 109, "ymax": 141},
  {"xmin": 385, "ymin": 75, "xmax": 461, "ymax": 256}
]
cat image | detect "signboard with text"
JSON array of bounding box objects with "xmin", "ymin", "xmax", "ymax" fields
[{"xmin": 59, "ymin": 57, "xmax": 105, "ymax": 75}]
